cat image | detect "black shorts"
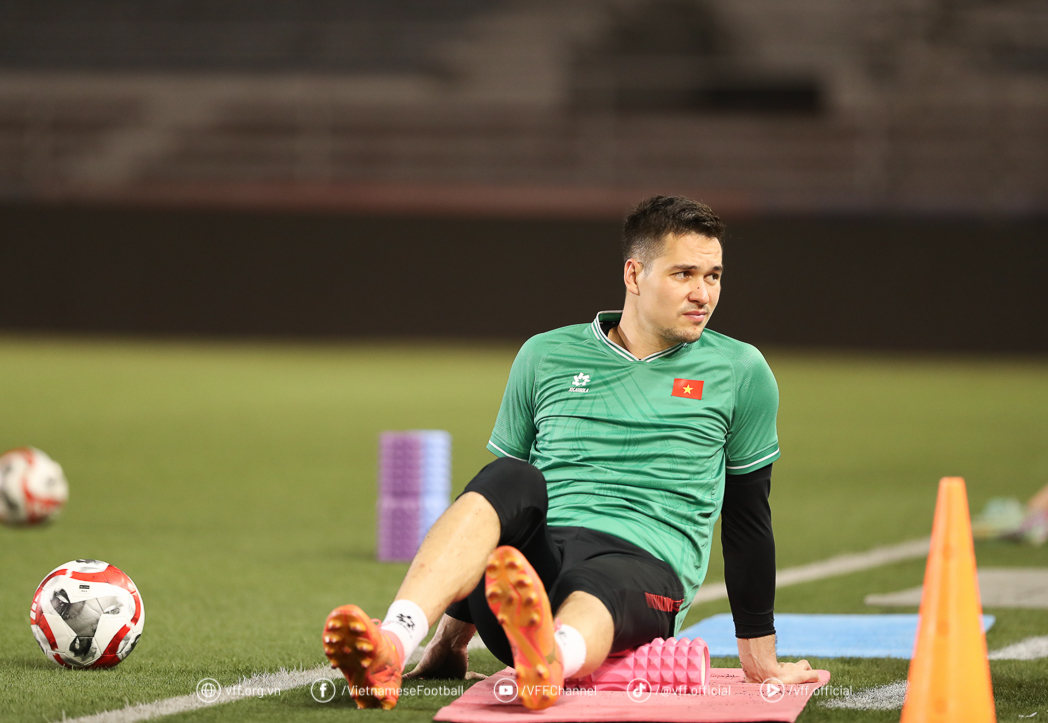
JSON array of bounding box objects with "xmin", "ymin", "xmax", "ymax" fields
[{"xmin": 444, "ymin": 457, "xmax": 685, "ymax": 666}]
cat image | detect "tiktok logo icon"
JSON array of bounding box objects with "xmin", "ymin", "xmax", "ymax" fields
[{"xmin": 626, "ymin": 678, "xmax": 652, "ymax": 703}]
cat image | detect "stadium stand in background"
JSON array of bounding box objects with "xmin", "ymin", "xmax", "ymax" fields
[{"xmin": 1, "ymin": 0, "xmax": 1046, "ymax": 216}]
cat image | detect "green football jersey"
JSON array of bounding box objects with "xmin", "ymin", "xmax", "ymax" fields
[{"xmin": 487, "ymin": 310, "xmax": 781, "ymax": 631}]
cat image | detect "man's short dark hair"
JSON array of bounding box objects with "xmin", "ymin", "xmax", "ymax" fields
[{"xmin": 622, "ymin": 195, "xmax": 725, "ymax": 263}]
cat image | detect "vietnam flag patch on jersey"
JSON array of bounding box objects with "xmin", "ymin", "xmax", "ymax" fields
[{"xmin": 671, "ymin": 378, "xmax": 704, "ymax": 400}]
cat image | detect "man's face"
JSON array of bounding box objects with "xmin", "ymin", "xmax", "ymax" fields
[{"xmin": 628, "ymin": 232, "xmax": 722, "ymax": 346}]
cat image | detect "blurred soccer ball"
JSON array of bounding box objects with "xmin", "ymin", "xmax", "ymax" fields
[
  {"xmin": 30, "ymin": 559, "xmax": 145, "ymax": 668},
  {"xmin": 0, "ymin": 447, "xmax": 68, "ymax": 525}
]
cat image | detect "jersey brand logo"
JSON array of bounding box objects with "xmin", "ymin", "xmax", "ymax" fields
[
  {"xmin": 671, "ymin": 378, "xmax": 704, "ymax": 400},
  {"xmin": 569, "ymin": 372, "xmax": 591, "ymax": 393}
]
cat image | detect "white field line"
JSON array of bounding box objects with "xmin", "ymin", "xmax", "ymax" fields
[
  {"xmin": 989, "ymin": 635, "xmax": 1048, "ymax": 660},
  {"xmin": 691, "ymin": 536, "xmax": 931, "ymax": 605},
  {"xmin": 820, "ymin": 636, "xmax": 1048, "ymax": 711},
  {"xmin": 822, "ymin": 680, "xmax": 908, "ymax": 710},
  {"xmin": 59, "ymin": 665, "xmax": 340, "ymax": 723}
]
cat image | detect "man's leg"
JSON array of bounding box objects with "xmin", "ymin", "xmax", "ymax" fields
[
  {"xmin": 478, "ymin": 527, "xmax": 682, "ymax": 710},
  {"xmin": 395, "ymin": 490, "xmax": 500, "ymax": 625},
  {"xmin": 483, "ymin": 546, "xmax": 565, "ymax": 710},
  {"xmin": 553, "ymin": 591, "xmax": 613, "ymax": 677},
  {"xmin": 392, "ymin": 457, "xmax": 558, "ymax": 654},
  {"xmin": 324, "ymin": 457, "xmax": 555, "ymax": 709},
  {"xmin": 545, "ymin": 530, "xmax": 685, "ymax": 680},
  {"xmin": 413, "ymin": 458, "xmax": 562, "ymax": 668},
  {"xmin": 323, "ymin": 491, "xmax": 499, "ymax": 709}
]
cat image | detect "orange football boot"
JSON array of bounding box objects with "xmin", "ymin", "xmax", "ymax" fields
[
  {"xmin": 485, "ymin": 546, "xmax": 563, "ymax": 710},
  {"xmin": 323, "ymin": 604, "xmax": 404, "ymax": 710}
]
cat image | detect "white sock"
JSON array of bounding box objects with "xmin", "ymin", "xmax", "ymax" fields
[
  {"xmin": 554, "ymin": 623, "xmax": 587, "ymax": 679},
  {"xmin": 380, "ymin": 600, "xmax": 429, "ymax": 663}
]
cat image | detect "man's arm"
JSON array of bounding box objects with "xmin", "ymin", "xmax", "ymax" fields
[{"xmin": 722, "ymin": 464, "xmax": 818, "ymax": 684}]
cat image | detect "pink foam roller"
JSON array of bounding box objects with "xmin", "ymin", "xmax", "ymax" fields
[{"xmin": 574, "ymin": 637, "xmax": 710, "ymax": 694}]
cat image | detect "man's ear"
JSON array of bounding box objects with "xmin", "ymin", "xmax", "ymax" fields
[{"xmin": 624, "ymin": 258, "xmax": 643, "ymax": 296}]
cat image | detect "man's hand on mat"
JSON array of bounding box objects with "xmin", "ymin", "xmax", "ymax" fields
[
  {"xmin": 405, "ymin": 644, "xmax": 488, "ymax": 681},
  {"xmin": 404, "ymin": 614, "xmax": 487, "ymax": 681},
  {"xmin": 737, "ymin": 634, "xmax": 820, "ymax": 685},
  {"xmin": 765, "ymin": 659, "xmax": 819, "ymax": 684}
]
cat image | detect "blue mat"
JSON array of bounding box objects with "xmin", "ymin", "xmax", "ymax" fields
[{"xmin": 678, "ymin": 613, "xmax": 996, "ymax": 658}]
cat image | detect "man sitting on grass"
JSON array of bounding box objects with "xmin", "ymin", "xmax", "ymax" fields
[{"xmin": 323, "ymin": 195, "xmax": 820, "ymax": 710}]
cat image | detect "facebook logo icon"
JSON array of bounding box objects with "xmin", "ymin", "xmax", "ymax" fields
[{"xmin": 311, "ymin": 679, "xmax": 337, "ymax": 703}]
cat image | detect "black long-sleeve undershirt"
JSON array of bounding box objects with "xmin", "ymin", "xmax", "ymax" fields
[{"xmin": 721, "ymin": 463, "xmax": 776, "ymax": 639}]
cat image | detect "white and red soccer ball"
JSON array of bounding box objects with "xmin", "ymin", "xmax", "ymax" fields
[
  {"xmin": 0, "ymin": 447, "xmax": 68, "ymax": 525},
  {"xmin": 30, "ymin": 559, "xmax": 145, "ymax": 668}
]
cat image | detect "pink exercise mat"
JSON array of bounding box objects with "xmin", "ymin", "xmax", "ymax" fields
[{"xmin": 434, "ymin": 668, "xmax": 832, "ymax": 723}]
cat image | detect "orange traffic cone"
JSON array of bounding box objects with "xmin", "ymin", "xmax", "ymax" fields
[{"xmin": 900, "ymin": 477, "xmax": 995, "ymax": 723}]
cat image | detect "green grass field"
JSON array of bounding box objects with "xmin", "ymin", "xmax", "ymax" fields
[{"xmin": 1, "ymin": 336, "xmax": 1046, "ymax": 722}]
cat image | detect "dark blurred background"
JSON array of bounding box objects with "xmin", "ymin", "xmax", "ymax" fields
[{"xmin": 1, "ymin": 0, "xmax": 1045, "ymax": 351}]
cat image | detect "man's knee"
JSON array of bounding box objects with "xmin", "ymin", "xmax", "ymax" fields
[
  {"xmin": 487, "ymin": 456, "xmax": 544, "ymax": 486},
  {"xmin": 554, "ymin": 590, "xmax": 613, "ymax": 628},
  {"xmin": 549, "ymin": 569, "xmax": 610, "ymax": 619},
  {"xmin": 458, "ymin": 457, "xmax": 548, "ymax": 547},
  {"xmin": 494, "ymin": 456, "xmax": 546, "ymax": 498},
  {"xmin": 464, "ymin": 457, "xmax": 547, "ymax": 508},
  {"xmin": 549, "ymin": 558, "xmax": 680, "ymax": 654}
]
